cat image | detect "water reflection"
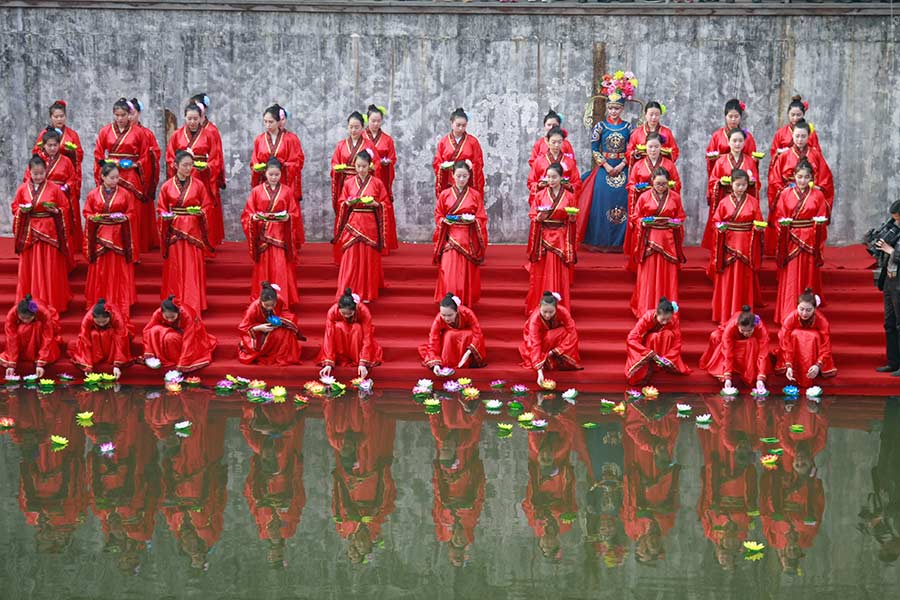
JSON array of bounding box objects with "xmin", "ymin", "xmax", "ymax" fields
[{"xmin": 0, "ymin": 387, "xmax": 898, "ymax": 597}]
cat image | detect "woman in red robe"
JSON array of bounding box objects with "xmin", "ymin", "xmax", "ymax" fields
[
  {"xmin": 94, "ymin": 98, "xmax": 151, "ymax": 252},
  {"xmin": 165, "ymin": 101, "xmax": 223, "ymax": 246},
  {"xmin": 333, "ymin": 151, "xmax": 388, "ymax": 302},
  {"xmin": 703, "ymin": 129, "xmax": 761, "ymax": 251},
  {"xmin": 419, "ymin": 293, "xmax": 487, "ymax": 373},
  {"xmin": 237, "ymin": 282, "xmax": 304, "ymax": 366},
  {"xmin": 13, "ymin": 155, "xmax": 71, "ymax": 312},
  {"xmin": 770, "ymin": 95, "xmax": 822, "ymax": 158},
  {"xmin": 433, "ymin": 161, "xmax": 488, "ymax": 305},
  {"xmin": 528, "ymin": 109, "xmax": 575, "ymax": 168},
  {"xmin": 700, "ymin": 306, "xmax": 770, "ymax": 393},
  {"xmin": 705, "ymin": 98, "xmax": 759, "ymax": 177},
  {"xmin": 33, "ymin": 100, "xmax": 84, "ymax": 242},
  {"xmin": 365, "ymin": 104, "xmax": 398, "ymax": 251},
  {"xmin": 772, "ymin": 160, "xmax": 829, "ymax": 324},
  {"xmin": 775, "ymin": 289, "xmax": 837, "ymax": 388},
  {"xmin": 526, "ymin": 164, "xmax": 578, "ymax": 313},
  {"xmin": 241, "ymin": 158, "xmax": 300, "ymax": 305},
  {"xmin": 630, "ymin": 167, "xmax": 686, "ymax": 318},
  {"xmin": 624, "ymin": 133, "xmax": 681, "ymax": 270},
  {"xmin": 189, "ymin": 93, "xmax": 227, "ymax": 208},
  {"xmin": 83, "ymin": 162, "xmax": 138, "ymax": 320},
  {"xmin": 708, "ymin": 169, "xmax": 765, "ymax": 322},
  {"xmin": 250, "ymin": 104, "xmax": 305, "ymax": 245},
  {"xmin": 626, "ymin": 101, "xmax": 680, "ymax": 165},
  {"xmin": 331, "ymin": 111, "xmax": 379, "ymax": 219},
  {"xmin": 69, "ymin": 299, "xmax": 133, "ymax": 377},
  {"xmin": 318, "ymin": 289, "xmax": 383, "ymax": 380},
  {"xmin": 142, "ymin": 296, "xmax": 217, "ymax": 373},
  {"xmin": 520, "ymin": 291, "xmax": 582, "ymax": 385},
  {"xmin": 27, "ymin": 129, "xmax": 79, "ymax": 261},
  {"xmin": 527, "ymin": 127, "xmax": 580, "ymax": 206},
  {"xmin": 1, "ymin": 295, "xmax": 62, "ymax": 377},
  {"xmin": 625, "ymin": 297, "xmax": 691, "ymax": 384},
  {"xmin": 128, "ymin": 99, "xmax": 161, "ymax": 249},
  {"xmin": 433, "ymin": 107, "xmax": 485, "ymax": 198},
  {"xmin": 158, "ymin": 150, "xmax": 215, "ymax": 313}
]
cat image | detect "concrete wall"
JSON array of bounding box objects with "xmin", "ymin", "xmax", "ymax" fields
[{"xmin": 0, "ymin": 7, "xmax": 897, "ymax": 245}]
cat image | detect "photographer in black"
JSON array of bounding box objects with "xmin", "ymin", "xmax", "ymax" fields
[{"xmin": 870, "ymin": 200, "xmax": 900, "ymax": 374}]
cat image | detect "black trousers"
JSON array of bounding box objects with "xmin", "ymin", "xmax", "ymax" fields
[{"xmin": 883, "ymin": 281, "xmax": 900, "ymax": 368}]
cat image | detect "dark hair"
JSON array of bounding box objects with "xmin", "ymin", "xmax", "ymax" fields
[
  {"xmin": 439, "ymin": 292, "xmax": 459, "ymax": 310},
  {"xmin": 656, "ymin": 296, "xmax": 675, "ymax": 315},
  {"xmin": 41, "ymin": 128, "xmax": 61, "ymax": 144},
  {"xmin": 730, "ymin": 168, "xmax": 749, "ymax": 183},
  {"xmin": 645, "ymin": 132, "xmax": 662, "ymax": 144},
  {"xmin": 727, "ymin": 127, "xmax": 746, "ymax": 140},
  {"xmin": 189, "ymin": 93, "xmax": 209, "ymax": 108},
  {"xmin": 737, "ymin": 305, "xmax": 755, "ymax": 328},
  {"xmin": 338, "ymin": 288, "xmax": 357, "ymax": 311},
  {"xmin": 129, "ymin": 98, "xmax": 143, "ymax": 112},
  {"xmin": 174, "ymin": 150, "xmax": 193, "ymax": 165},
  {"xmin": 184, "ymin": 102, "xmax": 203, "ymax": 117},
  {"xmin": 798, "ymin": 287, "xmax": 817, "ymax": 306},
  {"xmin": 540, "ymin": 291, "xmax": 558, "ymax": 307},
  {"xmin": 650, "ymin": 166, "xmax": 670, "ymax": 181},
  {"xmin": 48, "ymin": 100, "xmax": 67, "ymax": 115},
  {"xmin": 545, "ymin": 126, "xmax": 565, "ymax": 141},
  {"xmin": 354, "ymin": 150, "xmax": 373, "ymax": 165},
  {"xmin": 793, "ymin": 119, "xmax": 811, "ymax": 134},
  {"xmin": 645, "ymin": 101, "xmax": 662, "ymax": 114},
  {"xmin": 724, "ymin": 98, "xmax": 744, "ymax": 116},
  {"xmin": 453, "ymin": 160, "xmax": 471, "ymax": 173},
  {"xmin": 113, "ymin": 97, "xmax": 132, "ymax": 113},
  {"xmin": 263, "ymin": 104, "xmax": 283, "ymax": 121},
  {"xmin": 99, "ymin": 162, "xmax": 119, "ymax": 178},
  {"xmin": 28, "ymin": 154, "xmax": 46, "ymax": 170},
  {"xmin": 260, "ymin": 282, "xmax": 278, "ymax": 302},
  {"xmin": 92, "ymin": 298, "xmax": 111, "ymax": 318},
  {"xmin": 889, "ymin": 200, "xmax": 900, "ymax": 215},
  {"xmin": 347, "ymin": 111, "xmax": 364, "ymax": 126},
  {"xmin": 161, "ymin": 295, "xmax": 179, "ymax": 313},
  {"xmin": 794, "ymin": 159, "xmax": 814, "ymax": 177},
  {"xmin": 450, "ymin": 107, "xmax": 468, "ymax": 122},
  {"xmin": 367, "ymin": 104, "xmax": 384, "ymax": 118},
  {"xmin": 788, "ymin": 94, "xmax": 807, "ymax": 114},
  {"xmin": 542, "ymin": 109, "xmax": 561, "ymax": 125},
  {"xmin": 265, "ymin": 157, "xmax": 283, "ymax": 171},
  {"xmin": 546, "ymin": 162, "xmax": 564, "ymax": 177},
  {"xmin": 17, "ymin": 294, "xmax": 36, "ymax": 315}
]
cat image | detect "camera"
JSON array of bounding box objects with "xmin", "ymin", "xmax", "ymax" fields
[{"xmin": 864, "ymin": 219, "xmax": 900, "ymax": 258}]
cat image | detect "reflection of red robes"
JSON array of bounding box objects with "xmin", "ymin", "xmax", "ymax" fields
[
  {"xmin": 240, "ymin": 182, "xmax": 301, "ymax": 305},
  {"xmin": 433, "ymin": 185, "xmax": 488, "ymax": 306},
  {"xmin": 525, "ymin": 187, "xmax": 578, "ymax": 313},
  {"xmin": 237, "ymin": 297, "xmax": 303, "ymax": 365},
  {"xmin": 774, "ymin": 310, "xmax": 837, "ymax": 387},
  {"xmin": 365, "ymin": 128, "xmax": 398, "ymax": 250},
  {"xmin": 12, "ymin": 181, "xmax": 71, "ymax": 312},
  {"xmin": 330, "ymin": 136, "xmax": 380, "ymax": 215},
  {"xmin": 158, "ymin": 176, "xmax": 215, "ymax": 312},
  {"xmin": 0, "ymin": 301, "xmax": 62, "ymax": 370},
  {"xmin": 25, "ymin": 152, "xmax": 80, "ymax": 259},
  {"xmin": 624, "ymin": 156, "xmax": 681, "ymax": 270},
  {"xmin": 419, "ymin": 306, "xmax": 486, "ymax": 369},
  {"xmin": 69, "ymin": 307, "xmax": 133, "ymax": 372},
  {"xmin": 141, "ymin": 305, "xmax": 217, "ymax": 372},
  {"xmin": 709, "ymin": 193, "xmax": 764, "ymax": 322},
  {"xmin": 776, "ymin": 400, "xmax": 828, "ymax": 468},
  {"xmin": 83, "ymin": 184, "xmax": 138, "ymax": 318},
  {"xmin": 317, "ymin": 303, "xmax": 383, "ymax": 369},
  {"xmin": 703, "ymin": 153, "xmax": 761, "ymax": 251},
  {"xmin": 760, "ymin": 469, "xmax": 825, "ymax": 553},
  {"xmin": 433, "ymin": 132, "xmax": 485, "ymax": 197},
  {"xmin": 700, "ymin": 312, "xmax": 770, "ymax": 385},
  {"xmin": 705, "ymin": 127, "xmax": 758, "ymax": 177},
  {"xmin": 166, "ymin": 124, "xmax": 223, "ymax": 246},
  {"xmin": 625, "ymin": 310, "xmax": 691, "ymax": 384},
  {"xmin": 334, "ymin": 175, "xmax": 388, "ymax": 301},
  {"xmin": 627, "ymin": 123, "xmax": 680, "ymax": 165},
  {"xmin": 630, "ymin": 189, "xmax": 686, "ymax": 318},
  {"xmin": 519, "ymin": 305, "xmax": 581, "ymax": 371}
]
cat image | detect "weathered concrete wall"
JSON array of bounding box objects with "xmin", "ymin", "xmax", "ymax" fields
[{"xmin": 0, "ymin": 8, "xmax": 897, "ymax": 245}]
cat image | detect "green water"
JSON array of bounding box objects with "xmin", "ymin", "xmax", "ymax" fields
[{"xmin": 0, "ymin": 386, "xmax": 897, "ymax": 599}]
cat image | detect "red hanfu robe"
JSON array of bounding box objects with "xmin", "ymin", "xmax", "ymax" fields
[
  {"xmin": 68, "ymin": 307, "xmax": 133, "ymax": 372},
  {"xmin": 237, "ymin": 297, "xmax": 303, "ymax": 366},
  {"xmin": 34, "ymin": 125, "xmax": 84, "ymax": 208},
  {"xmin": 529, "ymin": 136, "xmax": 575, "ymax": 168},
  {"xmin": 626, "ymin": 123, "xmax": 680, "ymax": 165},
  {"xmin": 94, "ymin": 123, "xmax": 151, "ymax": 250},
  {"xmin": 136, "ymin": 122, "xmax": 161, "ymax": 250},
  {"xmin": 527, "ymin": 151, "xmax": 581, "ymax": 206},
  {"xmin": 83, "ymin": 184, "xmax": 138, "ymax": 319},
  {"xmin": 166, "ymin": 124, "xmax": 223, "ymax": 247},
  {"xmin": 141, "ymin": 305, "xmax": 217, "ymax": 373},
  {"xmin": 317, "ymin": 302, "xmax": 383, "ymax": 369},
  {"xmin": 0, "ymin": 301, "xmax": 62, "ymax": 370},
  {"xmin": 433, "ymin": 132, "xmax": 485, "ymax": 197},
  {"xmin": 525, "ymin": 187, "xmax": 578, "ymax": 313},
  {"xmin": 25, "ymin": 152, "xmax": 80, "ymax": 260},
  {"xmin": 709, "ymin": 193, "xmax": 765, "ymax": 323},
  {"xmin": 699, "ymin": 313, "xmax": 770, "ymax": 386},
  {"xmin": 158, "ymin": 176, "xmax": 215, "ymax": 312},
  {"xmin": 767, "ymin": 145, "xmax": 834, "ymax": 254},
  {"xmin": 333, "ymin": 175, "xmax": 388, "ymax": 301},
  {"xmin": 773, "ymin": 186, "xmax": 828, "ymax": 324},
  {"xmin": 625, "ymin": 310, "xmax": 691, "ymax": 384},
  {"xmin": 365, "ymin": 129, "xmax": 398, "ymax": 250},
  {"xmin": 705, "ymin": 127, "xmax": 759, "ymax": 177},
  {"xmin": 251, "ymin": 130, "xmax": 305, "ymax": 244},
  {"xmin": 624, "ymin": 156, "xmax": 681, "ymax": 270},
  {"xmin": 630, "ymin": 189, "xmax": 686, "ymax": 318},
  {"xmin": 703, "ymin": 153, "xmax": 761, "ymax": 251},
  {"xmin": 519, "ymin": 304, "xmax": 582, "ymax": 371},
  {"xmin": 774, "ymin": 310, "xmax": 837, "ymax": 387},
  {"xmin": 418, "ymin": 305, "xmax": 487, "ymax": 370},
  {"xmin": 241, "ymin": 182, "xmax": 301, "ymax": 305},
  {"xmin": 433, "ymin": 185, "xmax": 488, "ymax": 305},
  {"xmin": 770, "ymin": 124, "xmax": 821, "ymax": 161},
  {"xmin": 11, "ymin": 181, "xmax": 71, "ymax": 312},
  {"xmin": 330, "ymin": 136, "xmax": 379, "ymax": 215}
]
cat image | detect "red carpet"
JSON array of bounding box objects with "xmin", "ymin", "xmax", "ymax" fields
[{"xmin": 0, "ymin": 238, "xmax": 889, "ymax": 396}]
